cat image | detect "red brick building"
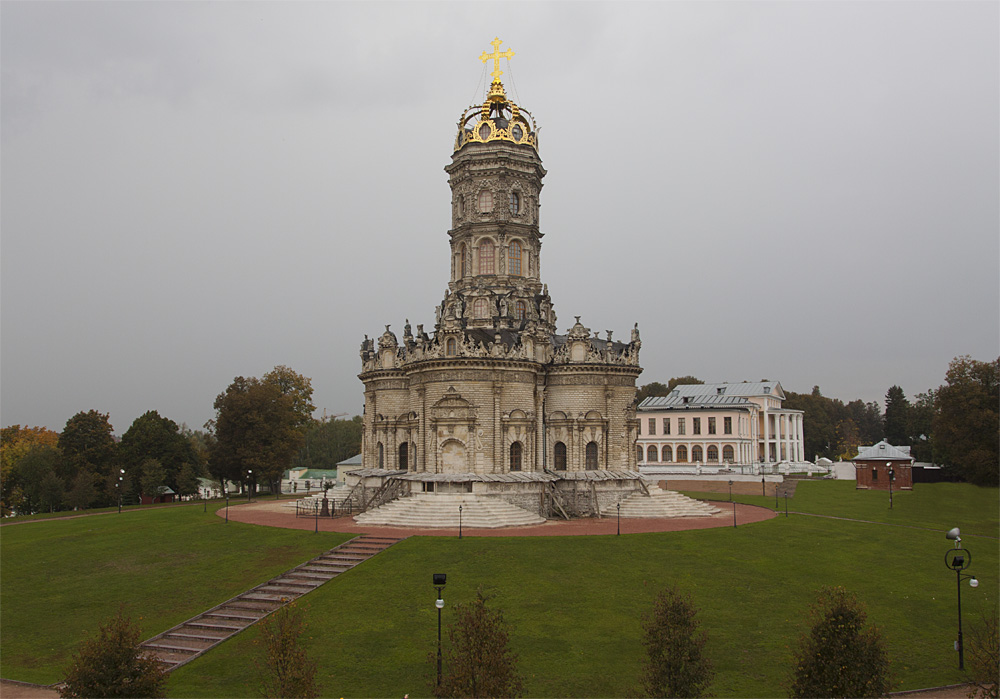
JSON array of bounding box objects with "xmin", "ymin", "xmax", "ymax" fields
[{"xmin": 853, "ymin": 441, "xmax": 914, "ymax": 490}]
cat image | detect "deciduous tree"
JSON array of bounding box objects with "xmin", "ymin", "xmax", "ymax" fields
[
  {"xmin": 965, "ymin": 603, "xmax": 999, "ymax": 699},
  {"xmin": 1, "ymin": 425, "xmax": 61, "ymax": 515},
  {"xmin": 292, "ymin": 416, "xmax": 363, "ymax": 471},
  {"xmin": 435, "ymin": 591, "xmax": 523, "ymax": 698},
  {"xmin": 13, "ymin": 444, "xmax": 64, "ymax": 514},
  {"xmin": 788, "ymin": 586, "xmax": 891, "ymax": 698},
  {"xmin": 58, "ymin": 410, "xmax": 117, "ymax": 485},
  {"xmin": 120, "ymin": 411, "xmax": 195, "ymax": 493},
  {"xmin": 933, "ymin": 355, "xmax": 999, "ymax": 486},
  {"xmin": 60, "ymin": 608, "xmax": 166, "ymax": 698},
  {"xmin": 257, "ymin": 602, "xmax": 318, "ymax": 699},
  {"xmin": 639, "ymin": 586, "xmax": 713, "ymax": 699},
  {"xmin": 139, "ymin": 458, "xmax": 167, "ymax": 503}
]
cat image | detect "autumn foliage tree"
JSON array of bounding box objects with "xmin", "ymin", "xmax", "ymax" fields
[
  {"xmin": 639, "ymin": 586, "xmax": 714, "ymax": 699},
  {"xmin": 933, "ymin": 356, "xmax": 999, "ymax": 486},
  {"xmin": 60, "ymin": 608, "xmax": 166, "ymax": 698},
  {"xmin": 257, "ymin": 602, "xmax": 318, "ymax": 699},
  {"xmin": 1, "ymin": 425, "xmax": 60, "ymax": 515},
  {"xmin": 435, "ymin": 591, "xmax": 524, "ymax": 698},
  {"xmin": 788, "ymin": 586, "xmax": 892, "ymax": 699}
]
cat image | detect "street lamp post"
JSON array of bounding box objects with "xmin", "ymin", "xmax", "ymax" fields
[
  {"xmin": 729, "ymin": 480, "xmax": 736, "ymax": 528},
  {"xmin": 944, "ymin": 528, "xmax": 979, "ymax": 670},
  {"xmin": 888, "ymin": 462, "xmax": 894, "ymax": 509},
  {"xmin": 458, "ymin": 505, "xmax": 463, "ymax": 539},
  {"xmin": 761, "ymin": 476, "xmax": 765, "ymax": 497},
  {"xmin": 617, "ymin": 502, "xmax": 621, "ymax": 536},
  {"xmin": 433, "ymin": 573, "xmax": 447, "ymax": 689},
  {"xmin": 117, "ymin": 469, "xmax": 125, "ymax": 514},
  {"xmin": 225, "ymin": 487, "xmax": 230, "ymax": 523},
  {"xmin": 247, "ymin": 469, "xmax": 253, "ymax": 503}
]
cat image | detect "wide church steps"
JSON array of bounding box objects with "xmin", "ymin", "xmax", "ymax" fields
[
  {"xmin": 619, "ymin": 489, "xmax": 721, "ymax": 518},
  {"xmin": 354, "ymin": 492, "xmax": 546, "ymax": 529}
]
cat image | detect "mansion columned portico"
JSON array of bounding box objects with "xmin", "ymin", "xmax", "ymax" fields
[{"xmin": 636, "ymin": 382, "xmax": 806, "ymax": 471}]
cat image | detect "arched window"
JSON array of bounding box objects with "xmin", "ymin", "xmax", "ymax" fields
[
  {"xmin": 377, "ymin": 443, "xmax": 384, "ymax": 469},
  {"xmin": 677, "ymin": 445, "xmax": 688, "ymax": 462},
  {"xmin": 510, "ymin": 442, "xmax": 522, "ymax": 471},
  {"xmin": 723, "ymin": 445, "xmax": 735, "ymax": 463},
  {"xmin": 509, "ymin": 191, "xmax": 520, "ymax": 215},
  {"xmin": 458, "ymin": 243, "xmax": 466, "ymax": 278},
  {"xmin": 707, "ymin": 445, "xmax": 718, "ymax": 462},
  {"xmin": 446, "ymin": 338, "xmax": 457, "ymax": 356},
  {"xmin": 508, "ymin": 240, "xmax": 522, "ymax": 276},
  {"xmin": 647, "ymin": 445, "xmax": 658, "ymax": 462},
  {"xmin": 478, "ymin": 241, "xmax": 495, "ymax": 274},
  {"xmin": 473, "ymin": 298, "xmax": 488, "ymax": 319},
  {"xmin": 637, "ymin": 445, "xmax": 644, "ymax": 462},
  {"xmin": 586, "ymin": 442, "xmax": 599, "ymax": 470},
  {"xmin": 692, "ymin": 446, "xmax": 703, "ymax": 463},
  {"xmin": 515, "ymin": 300, "xmax": 526, "ymax": 320},
  {"xmin": 478, "ymin": 190, "xmax": 493, "ymax": 213},
  {"xmin": 554, "ymin": 442, "xmax": 567, "ymax": 470},
  {"xmin": 399, "ymin": 442, "xmax": 408, "ymax": 470},
  {"xmin": 662, "ymin": 445, "xmax": 672, "ymax": 462}
]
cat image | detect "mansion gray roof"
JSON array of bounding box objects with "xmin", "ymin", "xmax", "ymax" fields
[
  {"xmin": 638, "ymin": 394, "xmax": 756, "ymax": 410},
  {"xmin": 670, "ymin": 382, "xmax": 785, "ymax": 398}
]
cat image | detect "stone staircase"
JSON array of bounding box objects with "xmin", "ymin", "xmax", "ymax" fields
[
  {"xmin": 354, "ymin": 492, "xmax": 546, "ymax": 529},
  {"xmin": 619, "ymin": 489, "xmax": 721, "ymax": 518},
  {"xmin": 139, "ymin": 534, "xmax": 403, "ymax": 671}
]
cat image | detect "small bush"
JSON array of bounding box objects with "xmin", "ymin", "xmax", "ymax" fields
[
  {"xmin": 60, "ymin": 608, "xmax": 166, "ymax": 698},
  {"xmin": 639, "ymin": 586, "xmax": 714, "ymax": 698},
  {"xmin": 788, "ymin": 586, "xmax": 891, "ymax": 698},
  {"xmin": 257, "ymin": 601, "xmax": 318, "ymax": 699},
  {"xmin": 966, "ymin": 603, "xmax": 999, "ymax": 699},
  {"xmin": 434, "ymin": 590, "xmax": 523, "ymax": 698}
]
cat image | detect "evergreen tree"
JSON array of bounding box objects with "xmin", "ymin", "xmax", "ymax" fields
[
  {"xmin": 639, "ymin": 586, "xmax": 713, "ymax": 698},
  {"xmin": 788, "ymin": 587, "xmax": 891, "ymax": 698},
  {"xmin": 884, "ymin": 385, "xmax": 910, "ymax": 445}
]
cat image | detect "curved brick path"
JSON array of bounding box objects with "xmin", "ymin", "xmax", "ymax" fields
[{"xmin": 217, "ymin": 498, "xmax": 777, "ymax": 536}]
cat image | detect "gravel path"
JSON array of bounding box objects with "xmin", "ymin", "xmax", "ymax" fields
[{"xmin": 217, "ymin": 498, "xmax": 776, "ymax": 536}]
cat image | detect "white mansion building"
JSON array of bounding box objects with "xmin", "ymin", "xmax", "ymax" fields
[{"xmin": 636, "ymin": 382, "xmax": 805, "ymax": 471}]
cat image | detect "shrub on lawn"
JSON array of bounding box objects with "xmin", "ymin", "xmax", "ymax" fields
[
  {"xmin": 256, "ymin": 601, "xmax": 318, "ymax": 699},
  {"xmin": 434, "ymin": 590, "xmax": 523, "ymax": 698},
  {"xmin": 965, "ymin": 602, "xmax": 999, "ymax": 699},
  {"xmin": 60, "ymin": 608, "xmax": 166, "ymax": 698},
  {"xmin": 788, "ymin": 586, "xmax": 892, "ymax": 698},
  {"xmin": 639, "ymin": 585, "xmax": 714, "ymax": 698}
]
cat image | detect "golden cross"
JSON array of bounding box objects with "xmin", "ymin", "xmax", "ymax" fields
[{"xmin": 480, "ymin": 37, "xmax": 514, "ymax": 82}]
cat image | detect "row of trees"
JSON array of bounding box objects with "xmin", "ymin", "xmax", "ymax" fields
[
  {"xmin": 637, "ymin": 355, "xmax": 999, "ymax": 486},
  {"xmin": 2, "ymin": 364, "xmax": 364, "ymax": 516}
]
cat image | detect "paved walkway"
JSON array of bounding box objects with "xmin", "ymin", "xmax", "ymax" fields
[{"xmin": 218, "ymin": 498, "xmax": 776, "ymax": 535}]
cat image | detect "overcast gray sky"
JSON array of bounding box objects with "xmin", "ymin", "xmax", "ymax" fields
[{"xmin": 2, "ymin": 1, "xmax": 997, "ymax": 436}]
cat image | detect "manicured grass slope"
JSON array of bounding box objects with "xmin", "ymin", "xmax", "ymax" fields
[
  {"xmin": 168, "ymin": 482, "xmax": 998, "ymax": 698},
  {"xmin": 0, "ymin": 505, "xmax": 350, "ymax": 684}
]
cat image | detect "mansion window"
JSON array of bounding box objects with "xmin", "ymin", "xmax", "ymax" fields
[
  {"xmin": 473, "ymin": 298, "xmax": 488, "ymax": 319},
  {"xmin": 662, "ymin": 445, "xmax": 672, "ymax": 462},
  {"xmin": 648, "ymin": 418, "xmax": 656, "ymax": 435},
  {"xmin": 723, "ymin": 445, "xmax": 734, "ymax": 462},
  {"xmin": 724, "ymin": 417, "xmax": 732, "ymax": 434},
  {"xmin": 399, "ymin": 443, "xmax": 408, "ymax": 470},
  {"xmin": 509, "ymin": 240, "xmax": 522, "ymax": 276},
  {"xmin": 678, "ymin": 418, "xmax": 686, "ymax": 435},
  {"xmin": 677, "ymin": 445, "xmax": 688, "ymax": 462},
  {"xmin": 515, "ymin": 301, "xmax": 526, "ymax": 320},
  {"xmin": 478, "ymin": 241, "xmax": 495, "ymax": 274},
  {"xmin": 647, "ymin": 445, "xmax": 658, "ymax": 462},
  {"xmin": 706, "ymin": 445, "xmax": 718, "ymax": 462},
  {"xmin": 509, "ymin": 191, "xmax": 520, "ymax": 215},
  {"xmin": 510, "ymin": 442, "xmax": 522, "ymax": 471},
  {"xmin": 693, "ymin": 418, "xmax": 701, "ymax": 435},
  {"xmin": 708, "ymin": 417, "xmax": 716, "ymax": 435},
  {"xmin": 478, "ymin": 190, "xmax": 493, "ymax": 213},
  {"xmin": 692, "ymin": 445, "xmax": 703, "ymax": 462},
  {"xmin": 554, "ymin": 442, "xmax": 567, "ymax": 470},
  {"xmin": 663, "ymin": 418, "xmax": 670, "ymax": 435},
  {"xmin": 586, "ymin": 442, "xmax": 598, "ymax": 470}
]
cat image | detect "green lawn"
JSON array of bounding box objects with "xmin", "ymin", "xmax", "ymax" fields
[
  {"xmin": 167, "ymin": 481, "xmax": 999, "ymax": 698},
  {"xmin": 0, "ymin": 505, "xmax": 350, "ymax": 684}
]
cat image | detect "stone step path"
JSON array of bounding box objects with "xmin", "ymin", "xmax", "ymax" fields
[
  {"xmin": 354, "ymin": 492, "xmax": 546, "ymax": 529},
  {"xmin": 139, "ymin": 534, "xmax": 403, "ymax": 671},
  {"xmin": 619, "ymin": 489, "xmax": 721, "ymax": 518}
]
